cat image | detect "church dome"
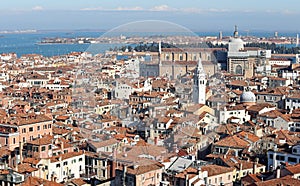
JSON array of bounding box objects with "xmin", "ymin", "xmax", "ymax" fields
[
  {"xmin": 228, "ymin": 38, "xmax": 244, "ymax": 52},
  {"xmin": 240, "ymin": 90, "xmax": 256, "ymax": 103},
  {"xmin": 229, "ymin": 37, "xmax": 244, "ymax": 44},
  {"xmin": 228, "ymin": 25, "xmax": 244, "ymax": 52}
]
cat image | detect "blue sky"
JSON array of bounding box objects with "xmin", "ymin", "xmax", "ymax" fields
[{"xmin": 1, "ymin": 0, "xmax": 300, "ymax": 31}]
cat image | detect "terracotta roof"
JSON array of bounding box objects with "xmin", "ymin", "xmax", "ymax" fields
[
  {"xmin": 219, "ymin": 156, "xmax": 265, "ymax": 170},
  {"xmin": 0, "ymin": 147, "xmax": 11, "ymax": 157},
  {"xmin": 184, "ymin": 104, "xmax": 206, "ymax": 113},
  {"xmin": 252, "ymin": 176, "xmax": 300, "ymax": 186},
  {"xmin": 50, "ymin": 150, "xmax": 84, "ymax": 163},
  {"xmin": 88, "ymin": 138, "xmax": 119, "ymax": 149},
  {"xmin": 259, "ymin": 109, "xmax": 283, "ymax": 118},
  {"xmin": 22, "ymin": 176, "xmax": 64, "ymax": 186},
  {"xmin": 201, "ymin": 164, "xmax": 234, "ymax": 177},
  {"xmin": 247, "ymin": 103, "xmax": 274, "ymax": 112},
  {"xmin": 121, "ymin": 159, "xmax": 164, "ymax": 175},
  {"xmin": 27, "ymin": 135, "xmax": 53, "ymax": 145},
  {"xmin": 175, "ymin": 167, "xmax": 198, "ymax": 179},
  {"xmin": 285, "ymin": 163, "xmax": 300, "ymax": 174},
  {"xmin": 237, "ymin": 131, "xmax": 260, "ymax": 143},
  {"xmin": 214, "ymin": 135, "xmax": 249, "ymax": 149},
  {"xmin": 242, "ymin": 174, "xmax": 262, "ymax": 185},
  {"xmin": 17, "ymin": 163, "xmax": 38, "ymax": 174},
  {"xmin": 23, "ymin": 157, "xmax": 41, "ymax": 165}
]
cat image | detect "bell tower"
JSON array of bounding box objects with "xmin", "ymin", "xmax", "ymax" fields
[{"xmin": 192, "ymin": 58, "xmax": 207, "ymax": 104}]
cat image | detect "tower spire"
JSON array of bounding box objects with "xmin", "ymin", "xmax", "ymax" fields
[
  {"xmin": 233, "ymin": 25, "xmax": 239, "ymax": 38},
  {"xmin": 197, "ymin": 58, "xmax": 204, "ymax": 73}
]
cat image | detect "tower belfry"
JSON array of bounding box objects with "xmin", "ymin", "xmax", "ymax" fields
[{"xmin": 192, "ymin": 58, "xmax": 207, "ymax": 104}]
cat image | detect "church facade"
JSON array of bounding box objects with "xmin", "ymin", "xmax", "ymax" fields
[
  {"xmin": 139, "ymin": 48, "xmax": 222, "ymax": 79},
  {"xmin": 227, "ymin": 26, "xmax": 271, "ymax": 78}
]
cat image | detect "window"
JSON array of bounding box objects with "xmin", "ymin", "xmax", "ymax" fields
[
  {"xmin": 48, "ymin": 145, "xmax": 52, "ymax": 150},
  {"xmin": 29, "ymin": 127, "xmax": 33, "ymax": 132},
  {"xmin": 13, "ymin": 138, "xmax": 16, "ymax": 144},
  {"xmin": 56, "ymin": 163, "xmax": 60, "ymax": 168},
  {"xmin": 37, "ymin": 126, "xmax": 40, "ymax": 131},
  {"xmin": 33, "ymin": 147, "xmax": 39, "ymax": 152},
  {"xmin": 43, "ymin": 125, "xmax": 47, "ymax": 129},
  {"xmin": 235, "ymin": 65, "xmax": 243, "ymax": 75},
  {"xmin": 269, "ymin": 154, "xmax": 273, "ymax": 159},
  {"xmin": 79, "ymin": 158, "xmax": 82, "ymax": 162},
  {"xmin": 293, "ymin": 149, "xmax": 297, "ymax": 153},
  {"xmin": 48, "ymin": 124, "xmax": 51, "ymax": 129},
  {"xmin": 288, "ymin": 157, "xmax": 297, "ymax": 163},
  {"xmin": 41, "ymin": 146, "xmax": 46, "ymax": 151},
  {"xmin": 276, "ymin": 155, "xmax": 285, "ymax": 161},
  {"xmin": 228, "ymin": 175, "xmax": 231, "ymax": 180},
  {"xmin": 22, "ymin": 128, "xmax": 26, "ymax": 133},
  {"xmin": 63, "ymin": 161, "xmax": 68, "ymax": 166}
]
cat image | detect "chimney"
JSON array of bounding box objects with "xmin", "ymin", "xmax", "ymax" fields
[
  {"xmin": 276, "ymin": 167, "xmax": 281, "ymax": 179},
  {"xmin": 197, "ymin": 167, "xmax": 202, "ymax": 177}
]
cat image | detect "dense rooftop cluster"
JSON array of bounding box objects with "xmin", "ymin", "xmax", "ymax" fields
[{"xmin": 1, "ymin": 29, "xmax": 300, "ymax": 186}]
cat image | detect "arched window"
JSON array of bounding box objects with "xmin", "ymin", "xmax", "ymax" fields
[
  {"xmin": 166, "ymin": 54, "xmax": 170, "ymax": 61},
  {"xmin": 235, "ymin": 65, "xmax": 243, "ymax": 74},
  {"xmin": 179, "ymin": 54, "xmax": 183, "ymax": 61}
]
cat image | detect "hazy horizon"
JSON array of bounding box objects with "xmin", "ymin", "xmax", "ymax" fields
[{"xmin": 2, "ymin": 0, "xmax": 300, "ymax": 32}]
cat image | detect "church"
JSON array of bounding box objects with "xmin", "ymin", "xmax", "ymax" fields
[
  {"xmin": 227, "ymin": 26, "xmax": 271, "ymax": 78},
  {"xmin": 139, "ymin": 47, "xmax": 224, "ymax": 79}
]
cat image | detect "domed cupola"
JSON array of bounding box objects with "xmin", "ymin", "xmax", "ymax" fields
[
  {"xmin": 228, "ymin": 25, "xmax": 244, "ymax": 52},
  {"xmin": 240, "ymin": 87, "xmax": 256, "ymax": 106}
]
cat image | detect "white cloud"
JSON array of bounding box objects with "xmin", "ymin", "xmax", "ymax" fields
[
  {"xmin": 80, "ymin": 6, "xmax": 143, "ymax": 11},
  {"xmin": 181, "ymin": 8, "xmax": 203, "ymax": 13},
  {"xmin": 115, "ymin": 6, "xmax": 143, "ymax": 11},
  {"xmin": 207, "ymin": 8, "xmax": 229, "ymax": 13},
  {"xmin": 281, "ymin": 9, "xmax": 295, "ymax": 15},
  {"xmin": 32, "ymin": 6, "xmax": 44, "ymax": 11},
  {"xmin": 150, "ymin": 5, "xmax": 177, "ymax": 12}
]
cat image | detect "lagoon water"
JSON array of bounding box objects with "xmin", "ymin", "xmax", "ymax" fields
[{"xmin": 0, "ymin": 30, "xmax": 297, "ymax": 57}]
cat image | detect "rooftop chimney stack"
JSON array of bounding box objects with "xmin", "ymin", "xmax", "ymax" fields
[{"xmin": 276, "ymin": 166, "xmax": 281, "ymax": 179}]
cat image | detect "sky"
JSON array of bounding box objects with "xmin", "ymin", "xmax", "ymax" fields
[{"xmin": 1, "ymin": 0, "xmax": 300, "ymax": 32}]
